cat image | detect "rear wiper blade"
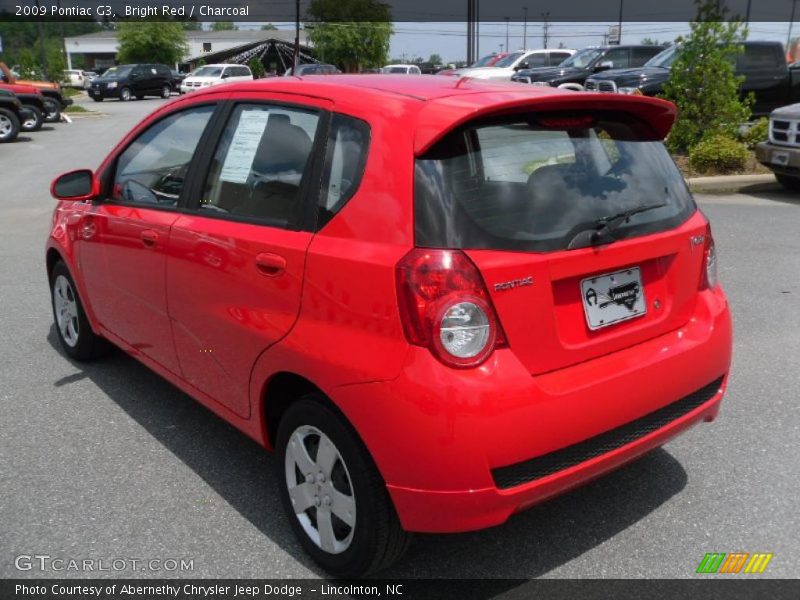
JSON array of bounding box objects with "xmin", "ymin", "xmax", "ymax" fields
[{"xmin": 567, "ymin": 202, "xmax": 668, "ymax": 249}]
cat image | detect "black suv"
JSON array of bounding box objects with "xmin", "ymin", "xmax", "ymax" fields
[
  {"xmin": 511, "ymin": 45, "xmax": 664, "ymax": 89},
  {"xmin": 90, "ymin": 64, "xmax": 174, "ymax": 102},
  {"xmin": 0, "ymin": 89, "xmax": 34, "ymax": 143}
]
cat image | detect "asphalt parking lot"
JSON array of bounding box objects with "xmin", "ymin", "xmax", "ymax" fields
[{"xmin": 0, "ymin": 94, "xmax": 798, "ymax": 579}]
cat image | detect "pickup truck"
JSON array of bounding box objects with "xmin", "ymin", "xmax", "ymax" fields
[
  {"xmin": 0, "ymin": 88, "xmax": 34, "ymax": 143},
  {"xmin": 755, "ymin": 103, "xmax": 800, "ymax": 190},
  {"xmin": 585, "ymin": 41, "xmax": 800, "ymax": 117},
  {"xmin": 0, "ymin": 62, "xmax": 72, "ymax": 123}
]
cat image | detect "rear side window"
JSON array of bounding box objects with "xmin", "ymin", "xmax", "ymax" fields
[
  {"xmin": 549, "ymin": 52, "xmax": 572, "ymax": 65},
  {"xmin": 632, "ymin": 47, "xmax": 662, "ymax": 65},
  {"xmin": 739, "ymin": 45, "xmax": 782, "ymax": 70},
  {"xmin": 316, "ymin": 114, "xmax": 371, "ymax": 230},
  {"xmin": 415, "ymin": 112, "xmax": 695, "ymax": 252},
  {"xmin": 200, "ymin": 104, "xmax": 320, "ymax": 228}
]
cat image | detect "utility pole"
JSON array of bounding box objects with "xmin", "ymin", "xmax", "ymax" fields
[
  {"xmin": 505, "ymin": 17, "xmax": 510, "ymax": 52},
  {"xmin": 523, "ymin": 6, "xmax": 528, "ymax": 49},
  {"xmin": 476, "ymin": 0, "xmax": 480, "ymax": 58},
  {"xmin": 745, "ymin": 0, "xmax": 752, "ymax": 24},
  {"xmin": 541, "ymin": 12, "xmax": 550, "ymax": 49},
  {"xmin": 467, "ymin": 0, "xmax": 473, "ymax": 65},
  {"xmin": 293, "ymin": 0, "xmax": 300, "ymax": 73},
  {"xmin": 35, "ymin": 0, "xmax": 47, "ymax": 80},
  {"xmin": 789, "ymin": 0, "xmax": 797, "ymax": 51},
  {"xmin": 617, "ymin": 0, "xmax": 624, "ymax": 46}
]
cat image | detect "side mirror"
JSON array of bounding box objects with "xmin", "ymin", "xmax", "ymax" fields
[
  {"xmin": 514, "ymin": 61, "xmax": 530, "ymax": 71},
  {"xmin": 595, "ymin": 61, "xmax": 614, "ymax": 71},
  {"xmin": 51, "ymin": 169, "xmax": 98, "ymax": 201},
  {"xmin": 221, "ymin": 72, "xmax": 231, "ymax": 79}
]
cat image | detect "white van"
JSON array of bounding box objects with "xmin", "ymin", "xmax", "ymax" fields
[{"xmin": 180, "ymin": 64, "xmax": 253, "ymax": 94}]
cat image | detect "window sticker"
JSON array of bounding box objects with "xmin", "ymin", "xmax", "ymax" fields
[{"xmin": 219, "ymin": 110, "xmax": 271, "ymax": 184}]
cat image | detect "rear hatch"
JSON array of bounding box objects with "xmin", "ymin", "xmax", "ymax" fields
[{"xmin": 414, "ymin": 106, "xmax": 707, "ymax": 374}]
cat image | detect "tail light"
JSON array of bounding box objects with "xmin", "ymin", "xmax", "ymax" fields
[
  {"xmin": 700, "ymin": 226, "xmax": 719, "ymax": 290},
  {"xmin": 396, "ymin": 249, "xmax": 507, "ymax": 368}
]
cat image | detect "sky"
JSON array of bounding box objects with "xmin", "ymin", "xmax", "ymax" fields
[{"xmin": 238, "ymin": 21, "xmax": 797, "ymax": 63}]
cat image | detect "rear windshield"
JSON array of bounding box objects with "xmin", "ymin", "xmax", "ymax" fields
[{"xmin": 415, "ymin": 112, "xmax": 695, "ymax": 252}]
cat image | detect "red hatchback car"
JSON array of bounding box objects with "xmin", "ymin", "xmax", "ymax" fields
[{"xmin": 46, "ymin": 76, "xmax": 732, "ymax": 576}]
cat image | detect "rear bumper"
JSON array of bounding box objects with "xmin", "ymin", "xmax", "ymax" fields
[{"xmin": 333, "ymin": 288, "xmax": 732, "ymax": 533}]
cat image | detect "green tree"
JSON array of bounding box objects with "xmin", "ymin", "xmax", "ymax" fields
[
  {"xmin": 305, "ymin": 0, "xmax": 392, "ymax": 72},
  {"xmin": 211, "ymin": 22, "xmax": 237, "ymax": 31},
  {"xmin": 117, "ymin": 22, "xmax": 188, "ymax": 66},
  {"xmin": 182, "ymin": 20, "xmax": 203, "ymax": 31},
  {"xmin": 248, "ymin": 56, "xmax": 266, "ymax": 78},
  {"xmin": 662, "ymin": 0, "xmax": 752, "ymax": 152},
  {"xmin": 640, "ymin": 37, "xmax": 661, "ymax": 45},
  {"xmin": 428, "ymin": 53, "xmax": 443, "ymax": 65},
  {"xmin": 261, "ymin": 23, "xmax": 278, "ymax": 31}
]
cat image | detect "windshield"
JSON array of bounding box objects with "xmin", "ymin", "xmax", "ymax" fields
[
  {"xmin": 192, "ymin": 67, "xmax": 224, "ymax": 77},
  {"xmin": 493, "ymin": 52, "xmax": 526, "ymax": 68},
  {"xmin": 559, "ymin": 48, "xmax": 605, "ymax": 68},
  {"xmin": 645, "ymin": 45, "xmax": 680, "ymax": 68},
  {"xmin": 103, "ymin": 66, "xmax": 132, "ymax": 78},
  {"xmin": 415, "ymin": 112, "xmax": 695, "ymax": 252},
  {"xmin": 472, "ymin": 54, "xmax": 500, "ymax": 67}
]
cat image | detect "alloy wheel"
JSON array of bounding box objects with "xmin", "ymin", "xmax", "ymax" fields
[
  {"xmin": 284, "ymin": 425, "xmax": 357, "ymax": 554},
  {"xmin": 0, "ymin": 114, "xmax": 13, "ymax": 137},
  {"xmin": 53, "ymin": 275, "xmax": 80, "ymax": 347}
]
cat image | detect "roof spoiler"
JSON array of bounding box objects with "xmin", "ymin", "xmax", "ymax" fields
[{"xmin": 414, "ymin": 92, "xmax": 677, "ymax": 155}]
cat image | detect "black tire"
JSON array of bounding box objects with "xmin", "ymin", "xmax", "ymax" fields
[
  {"xmin": 161, "ymin": 84, "xmax": 171, "ymax": 99},
  {"xmin": 276, "ymin": 396, "xmax": 411, "ymax": 577},
  {"xmin": 119, "ymin": 87, "xmax": 132, "ymax": 102},
  {"xmin": 50, "ymin": 261, "xmax": 110, "ymax": 361},
  {"xmin": 135, "ymin": 94, "xmax": 145, "ymax": 101},
  {"xmin": 21, "ymin": 104, "xmax": 44, "ymax": 132},
  {"xmin": 0, "ymin": 107, "xmax": 20, "ymax": 143},
  {"xmin": 92, "ymin": 96, "xmax": 104, "ymax": 103},
  {"xmin": 43, "ymin": 98, "xmax": 61, "ymax": 123},
  {"xmin": 776, "ymin": 174, "xmax": 800, "ymax": 192}
]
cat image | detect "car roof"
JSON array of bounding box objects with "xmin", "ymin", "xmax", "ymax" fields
[{"xmin": 185, "ymin": 74, "xmax": 676, "ymax": 154}]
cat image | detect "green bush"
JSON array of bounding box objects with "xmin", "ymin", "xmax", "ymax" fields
[
  {"xmin": 248, "ymin": 57, "xmax": 265, "ymax": 79},
  {"xmin": 741, "ymin": 117, "xmax": 769, "ymax": 149},
  {"xmin": 688, "ymin": 135, "xmax": 749, "ymax": 174}
]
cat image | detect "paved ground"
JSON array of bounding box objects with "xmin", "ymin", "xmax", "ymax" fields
[{"xmin": 0, "ymin": 96, "xmax": 798, "ymax": 580}]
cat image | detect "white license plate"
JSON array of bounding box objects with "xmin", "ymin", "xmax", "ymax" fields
[
  {"xmin": 772, "ymin": 151, "xmax": 790, "ymax": 166},
  {"xmin": 580, "ymin": 267, "xmax": 647, "ymax": 330}
]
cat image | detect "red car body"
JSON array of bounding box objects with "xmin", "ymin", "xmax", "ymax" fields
[{"xmin": 46, "ymin": 76, "xmax": 731, "ymax": 552}]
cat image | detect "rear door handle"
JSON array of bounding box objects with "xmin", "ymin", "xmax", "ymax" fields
[
  {"xmin": 140, "ymin": 229, "xmax": 159, "ymax": 248},
  {"xmin": 255, "ymin": 252, "xmax": 287, "ymax": 277}
]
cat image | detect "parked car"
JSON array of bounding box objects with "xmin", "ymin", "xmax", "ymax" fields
[
  {"xmin": 63, "ymin": 69, "xmax": 86, "ymax": 89},
  {"xmin": 84, "ymin": 71, "xmax": 100, "ymax": 85},
  {"xmin": 46, "ymin": 75, "xmax": 732, "ymax": 577},
  {"xmin": 289, "ymin": 63, "xmax": 341, "ymax": 76},
  {"xmin": 755, "ymin": 103, "xmax": 800, "ymax": 190},
  {"xmin": 90, "ymin": 64, "xmax": 174, "ymax": 102},
  {"xmin": 381, "ymin": 64, "xmax": 422, "ymax": 74},
  {"xmin": 0, "ymin": 82, "xmax": 46, "ymax": 131},
  {"xmin": 511, "ymin": 45, "xmax": 665, "ymax": 90},
  {"xmin": 180, "ymin": 64, "xmax": 253, "ymax": 93},
  {"xmin": 452, "ymin": 48, "xmax": 577, "ymax": 81},
  {"xmin": 0, "ymin": 62, "xmax": 72, "ymax": 123},
  {"xmin": 585, "ymin": 41, "xmax": 800, "ymax": 117},
  {"xmin": 0, "ymin": 88, "xmax": 33, "ymax": 142}
]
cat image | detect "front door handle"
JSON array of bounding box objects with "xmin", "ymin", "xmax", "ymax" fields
[
  {"xmin": 140, "ymin": 229, "xmax": 159, "ymax": 248},
  {"xmin": 255, "ymin": 252, "xmax": 287, "ymax": 277}
]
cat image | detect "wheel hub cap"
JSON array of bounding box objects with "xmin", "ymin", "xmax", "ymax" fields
[{"xmin": 53, "ymin": 275, "xmax": 79, "ymax": 347}]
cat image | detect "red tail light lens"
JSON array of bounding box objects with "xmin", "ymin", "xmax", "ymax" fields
[
  {"xmin": 396, "ymin": 249, "xmax": 507, "ymax": 367},
  {"xmin": 700, "ymin": 226, "xmax": 719, "ymax": 290}
]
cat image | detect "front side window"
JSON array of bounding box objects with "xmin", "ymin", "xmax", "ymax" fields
[
  {"xmin": 415, "ymin": 112, "xmax": 695, "ymax": 252},
  {"xmin": 526, "ymin": 54, "xmax": 547, "ymax": 68},
  {"xmin": 200, "ymin": 104, "xmax": 320, "ymax": 227},
  {"xmin": 602, "ymin": 48, "xmax": 630, "ymax": 69},
  {"xmin": 112, "ymin": 105, "xmax": 215, "ymax": 206}
]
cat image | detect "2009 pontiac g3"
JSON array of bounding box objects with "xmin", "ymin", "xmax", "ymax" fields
[{"xmin": 46, "ymin": 75, "xmax": 732, "ymax": 576}]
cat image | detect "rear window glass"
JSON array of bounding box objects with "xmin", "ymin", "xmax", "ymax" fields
[{"xmin": 415, "ymin": 112, "xmax": 695, "ymax": 252}]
